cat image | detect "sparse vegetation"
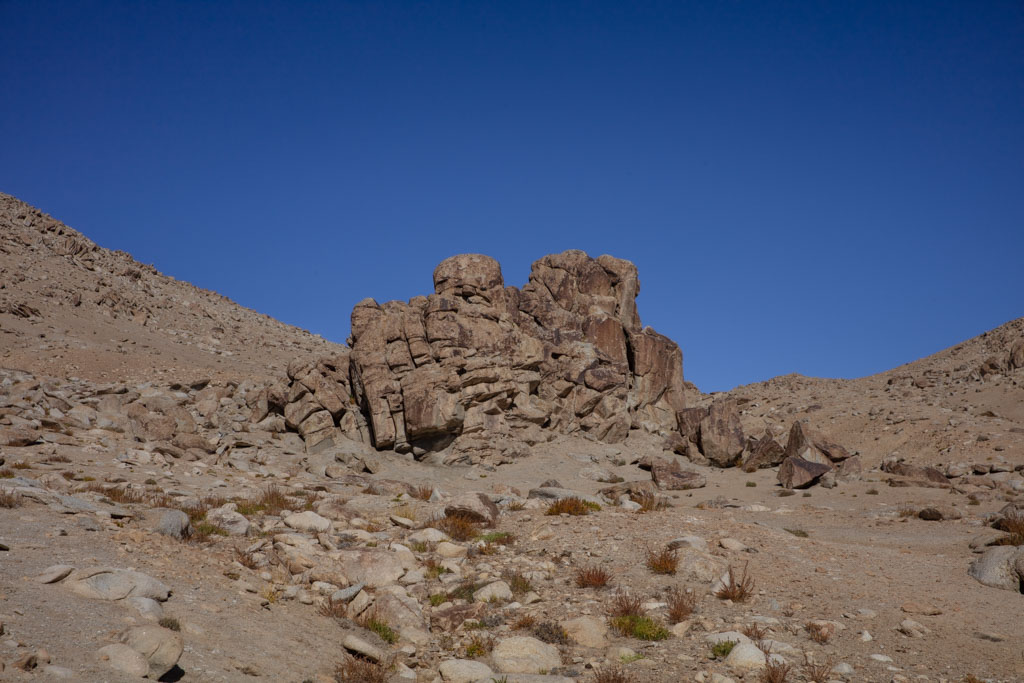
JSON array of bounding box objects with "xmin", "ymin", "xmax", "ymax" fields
[
  {"xmin": 425, "ymin": 558, "xmax": 449, "ymax": 579},
  {"xmin": 478, "ymin": 531, "xmax": 514, "ymax": 545},
  {"xmin": 746, "ymin": 481, "xmax": 757, "ymax": 487},
  {"xmin": 512, "ymin": 614, "xmax": 537, "ymax": 630},
  {"xmin": 742, "ymin": 622, "xmax": 768, "ymax": 642},
  {"xmin": 994, "ymin": 510, "xmax": 1024, "ymax": 546},
  {"xmin": 11, "ymin": 461, "xmax": 32, "ymax": 470},
  {"xmin": 630, "ymin": 491, "xmax": 668, "ymax": 512},
  {"xmin": 0, "ymin": 490, "xmax": 22, "ymax": 508},
  {"xmin": 446, "ymin": 581, "xmax": 482, "ymax": 602},
  {"xmin": 546, "ymin": 497, "xmax": 600, "ymax": 516},
  {"xmin": 784, "ymin": 528, "xmax": 809, "ymax": 538},
  {"xmin": 430, "ymin": 511, "xmax": 482, "ymax": 541},
  {"xmin": 714, "ymin": 564, "xmax": 755, "ymax": 602},
  {"xmin": 609, "ymin": 615, "xmax": 669, "ymax": 641},
  {"xmin": 805, "ymin": 621, "xmax": 833, "ymax": 644},
  {"xmin": 359, "ymin": 613, "xmax": 398, "ymax": 644},
  {"xmin": 866, "ymin": 487, "xmax": 879, "ymax": 495},
  {"xmin": 608, "ymin": 591, "xmax": 643, "ymax": 618},
  {"xmin": 410, "ymin": 485, "xmax": 433, "ymax": 501},
  {"xmin": 317, "ymin": 597, "xmax": 347, "ymax": 619},
  {"xmin": 645, "ymin": 547, "xmax": 678, "ymax": 575},
  {"xmin": 188, "ymin": 521, "xmax": 229, "ymax": 543},
  {"xmin": 666, "ymin": 586, "xmax": 697, "ymax": 623},
  {"xmin": 760, "ymin": 657, "xmax": 793, "ymax": 683},
  {"xmin": 532, "ymin": 621, "xmax": 569, "ymax": 644},
  {"xmin": 333, "ymin": 655, "xmax": 387, "ymax": 683},
  {"xmin": 591, "ymin": 665, "xmax": 636, "ymax": 683},
  {"xmin": 428, "ymin": 593, "xmax": 446, "ymax": 607},
  {"xmin": 464, "ymin": 633, "xmax": 494, "ymax": 658},
  {"xmin": 0, "ymin": 468, "xmax": 16, "ymax": 478},
  {"xmin": 503, "ymin": 570, "xmax": 532, "ymax": 595},
  {"xmin": 710, "ymin": 639, "xmax": 737, "ymax": 658},
  {"xmin": 575, "ymin": 564, "xmax": 613, "ymax": 589},
  {"xmin": 800, "ymin": 653, "xmax": 834, "ymax": 683},
  {"xmin": 158, "ymin": 617, "xmax": 181, "ymax": 631}
]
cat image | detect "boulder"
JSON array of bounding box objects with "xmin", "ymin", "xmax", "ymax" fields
[
  {"xmin": 141, "ymin": 508, "xmax": 191, "ymax": 539},
  {"xmin": 120, "ymin": 625, "xmax": 184, "ymax": 679},
  {"xmin": 97, "ymin": 644, "xmax": 149, "ymax": 678},
  {"xmin": 741, "ymin": 435, "xmax": 785, "ymax": 472},
  {"xmin": 699, "ymin": 401, "xmax": 745, "ymax": 467},
  {"xmin": 650, "ymin": 459, "xmax": 706, "ymax": 490},
  {"xmin": 778, "ymin": 456, "xmax": 832, "ymax": 489},
  {"xmin": 333, "ymin": 550, "xmax": 406, "ymax": 587},
  {"xmin": 561, "ymin": 616, "xmax": 608, "ymax": 648},
  {"xmin": 439, "ymin": 659, "xmax": 495, "ymax": 683},
  {"xmin": 205, "ymin": 504, "xmax": 251, "ymax": 536},
  {"xmin": 67, "ymin": 568, "xmax": 170, "ymax": 602},
  {"xmin": 473, "ymin": 581, "xmax": 513, "ymax": 603},
  {"xmin": 968, "ymin": 546, "xmax": 1024, "ymax": 592},
  {"xmin": 784, "ymin": 422, "xmax": 851, "ymax": 464},
  {"xmin": 491, "ymin": 636, "xmax": 562, "ymax": 674}
]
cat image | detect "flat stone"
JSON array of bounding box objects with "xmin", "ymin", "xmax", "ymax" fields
[
  {"xmin": 36, "ymin": 564, "xmax": 74, "ymax": 584},
  {"xmin": 67, "ymin": 568, "xmax": 171, "ymax": 602},
  {"xmin": 439, "ymin": 659, "xmax": 494, "ymax": 683},
  {"xmin": 491, "ymin": 636, "xmax": 561, "ymax": 674}
]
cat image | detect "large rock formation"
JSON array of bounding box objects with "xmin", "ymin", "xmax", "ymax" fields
[{"xmin": 276, "ymin": 251, "xmax": 685, "ymax": 463}]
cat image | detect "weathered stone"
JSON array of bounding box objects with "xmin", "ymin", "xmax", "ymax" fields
[
  {"xmin": 651, "ymin": 459, "xmax": 706, "ymax": 490},
  {"xmin": 36, "ymin": 564, "xmax": 74, "ymax": 584},
  {"xmin": 784, "ymin": 421, "xmax": 851, "ymax": 464},
  {"xmin": 741, "ymin": 435, "xmax": 785, "ymax": 472},
  {"xmin": 473, "ymin": 580, "xmax": 513, "ymax": 603},
  {"xmin": 333, "ymin": 550, "xmax": 406, "ymax": 587},
  {"xmin": 699, "ymin": 401, "xmax": 745, "ymax": 467},
  {"xmin": 561, "ymin": 616, "xmax": 608, "ymax": 648},
  {"xmin": 206, "ymin": 504, "xmax": 251, "ymax": 536},
  {"xmin": 491, "ymin": 636, "xmax": 561, "ymax": 674},
  {"xmin": 141, "ymin": 508, "xmax": 191, "ymax": 539},
  {"xmin": 67, "ymin": 568, "xmax": 170, "ymax": 602},
  {"xmin": 120, "ymin": 625, "xmax": 184, "ymax": 679},
  {"xmin": 968, "ymin": 546, "xmax": 1024, "ymax": 592},
  {"xmin": 98, "ymin": 644, "xmax": 149, "ymax": 677},
  {"xmin": 778, "ymin": 456, "xmax": 832, "ymax": 489},
  {"xmin": 284, "ymin": 511, "xmax": 331, "ymax": 533},
  {"xmin": 439, "ymin": 659, "xmax": 495, "ymax": 683}
]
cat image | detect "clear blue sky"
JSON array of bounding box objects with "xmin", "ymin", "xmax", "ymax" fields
[{"xmin": 2, "ymin": 1, "xmax": 1022, "ymax": 392}]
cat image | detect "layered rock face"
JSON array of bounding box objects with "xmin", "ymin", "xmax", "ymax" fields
[{"xmin": 279, "ymin": 251, "xmax": 685, "ymax": 462}]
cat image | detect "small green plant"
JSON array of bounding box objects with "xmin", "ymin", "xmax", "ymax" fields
[
  {"xmin": 464, "ymin": 633, "xmax": 494, "ymax": 658},
  {"xmin": 746, "ymin": 481, "xmax": 757, "ymax": 487},
  {"xmin": 158, "ymin": 617, "xmax": 181, "ymax": 631},
  {"xmin": 429, "ymin": 593, "xmax": 446, "ymax": 607},
  {"xmin": 410, "ymin": 541, "xmax": 429, "ymax": 553},
  {"xmin": 610, "ymin": 615, "xmax": 669, "ymax": 641},
  {"xmin": 188, "ymin": 521, "xmax": 228, "ymax": 543},
  {"xmin": 479, "ymin": 531, "xmax": 515, "ymax": 545},
  {"xmin": 504, "ymin": 570, "xmax": 532, "ymax": 595},
  {"xmin": 784, "ymin": 528, "xmax": 809, "ymax": 538},
  {"xmin": 362, "ymin": 615, "xmax": 398, "ymax": 644},
  {"xmin": 710, "ymin": 639, "xmax": 737, "ymax": 658},
  {"xmin": 619, "ymin": 653, "xmax": 644, "ymax": 664},
  {"xmin": 546, "ymin": 497, "xmax": 600, "ymax": 516},
  {"xmin": 430, "ymin": 511, "xmax": 484, "ymax": 541}
]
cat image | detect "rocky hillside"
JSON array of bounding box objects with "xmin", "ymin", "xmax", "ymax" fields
[{"xmin": 0, "ymin": 192, "xmax": 342, "ymax": 384}]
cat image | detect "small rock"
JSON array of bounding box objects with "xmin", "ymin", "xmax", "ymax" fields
[
  {"xmin": 36, "ymin": 564, "xmax": 74, "ymax": 584},
  {"xmin": 120, "ymin": 625, "xmax": 184, "ymax": 679},
  {"xmin": 284, "ymin": 511, "xmax": 331, "ymax": 533},
  {"xmin": 561, "ymin": 616, "xmax": 608, "ymax": 648},
  {"xmin": 473, "ymin": 581, "xmax": 513, "ymax": 603},
  {"xmin": 342, "ymin": 633, "xmax": 383, "ymax": 662}
]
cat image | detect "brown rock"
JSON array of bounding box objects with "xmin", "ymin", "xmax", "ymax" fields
[
  {"xmin": 651, "ymin": 459, "xmax": 706, "ymax": 490},
  {"xmin": 698, "ymin": 401, "xmax": 745, "ymax": 467},
  {"xmin": 784, "ymin": 421, "xmax": 852, "ymax": 463},
  {"xmin": 741, "ymin": 435, "xmax": 785, "ymax": 472},
  {"xmin": 778, "ymin": 456, "xmax": 833, "ymax": 489},
  {"xmin": 445, "ymin": 492, "xmax": 499, "ymax": 525}
]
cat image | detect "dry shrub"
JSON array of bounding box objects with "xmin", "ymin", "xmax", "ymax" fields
[
  {"xmin": 994, "ymin": 510, "xmax": 1024, "ymax": 546},
  {"xmin": 645, "ymin": 547, "xmax": 678, "ymax": 575},
  {"xmin": 317, "ymin": 596, "xmax": 347, "ymax": 619},
  {"xmin": 503, "ymin": 570, "xmax": 532, "ymax": 595},
  {"xmin": 760, "ymin": 657, "xmax": 793, "ymax": 683},
  {"xmin": 334, "ymin": 655, "xmax": 387, "ymax": 683},
  {"xmin": 546, "ymin": 497, "xmax": 600, "ymax": 516},
  {"xmin": 591, "ymin": 665, "xmax": 636, "ymax": 683},
  {"xmin": 464, "ymin": 633, "xmax": 494, "ymax": 658},
  {"xmin": 84, "ymin": 483, "xmax": 149, "ymax": 505},
  {"xmin": 742, "ymin": 622, "xmax": 769, "ymax": 642},
  {"xmin": 10, "ymin": 461, "xmax": 32, "ymax": 470},
  {"xmin": 0, "ymin": 490, "xmax": 22, "ymax": 508},
  {"xmin": 257, "ymin": 486, "xmax": 293, "ymax": 515},
  {"xmin": 666, "ymin": 586, "xmax": 697, "ymax": 623},
  {"xmin": 430, "ymin": 512, "xmax": 482, "ymax": 541},
  {"xmin": 44, "ymin": 453, "xmax": 71, "ymax": 463},
  {"xmin": 410, "ymin": 485, "xmax": 433, "ymax": 501},
  {"xmin": 575, "ymin": 565, "xmax": 613, "ymax": 589},
  {"xmin": 506, "ymin": 500, "xmax": 526, "ymax": 511},
  {"xmin": 805, "ymin": 621, "xmax": 834, "ymax": 644},
  {"xmin": 630, "ymin": 491, "xmax": 668, "ymax": 512},
  {"xmin": 532, "ymin": 621, "xmax": 569, "ymax": 645},
  {"xmin": 234, "ymin": 548, "xmax": 259, "ymax": 570},
  {"xmin": 0, "ymin": 468, "xmax": 16, "ymax": 479},
  {"xmin": 714, "ymin": 563, "xmax": 755, "ymax": 602},
  {"xmin": 801, "ymin": 653, "xmax": 834, "ymax": 683},
  {"xmin": 608, "ymin": 591, "xmax": 643, "ymax": 618},
  {"xmin": 513, "ymin": 614, "xmax": 537, "ymax": 631}
]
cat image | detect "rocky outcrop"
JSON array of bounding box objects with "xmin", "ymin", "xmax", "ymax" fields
[{"xmin": 276, "ymin": 251, "xmax": 686, "ymax": 463}]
